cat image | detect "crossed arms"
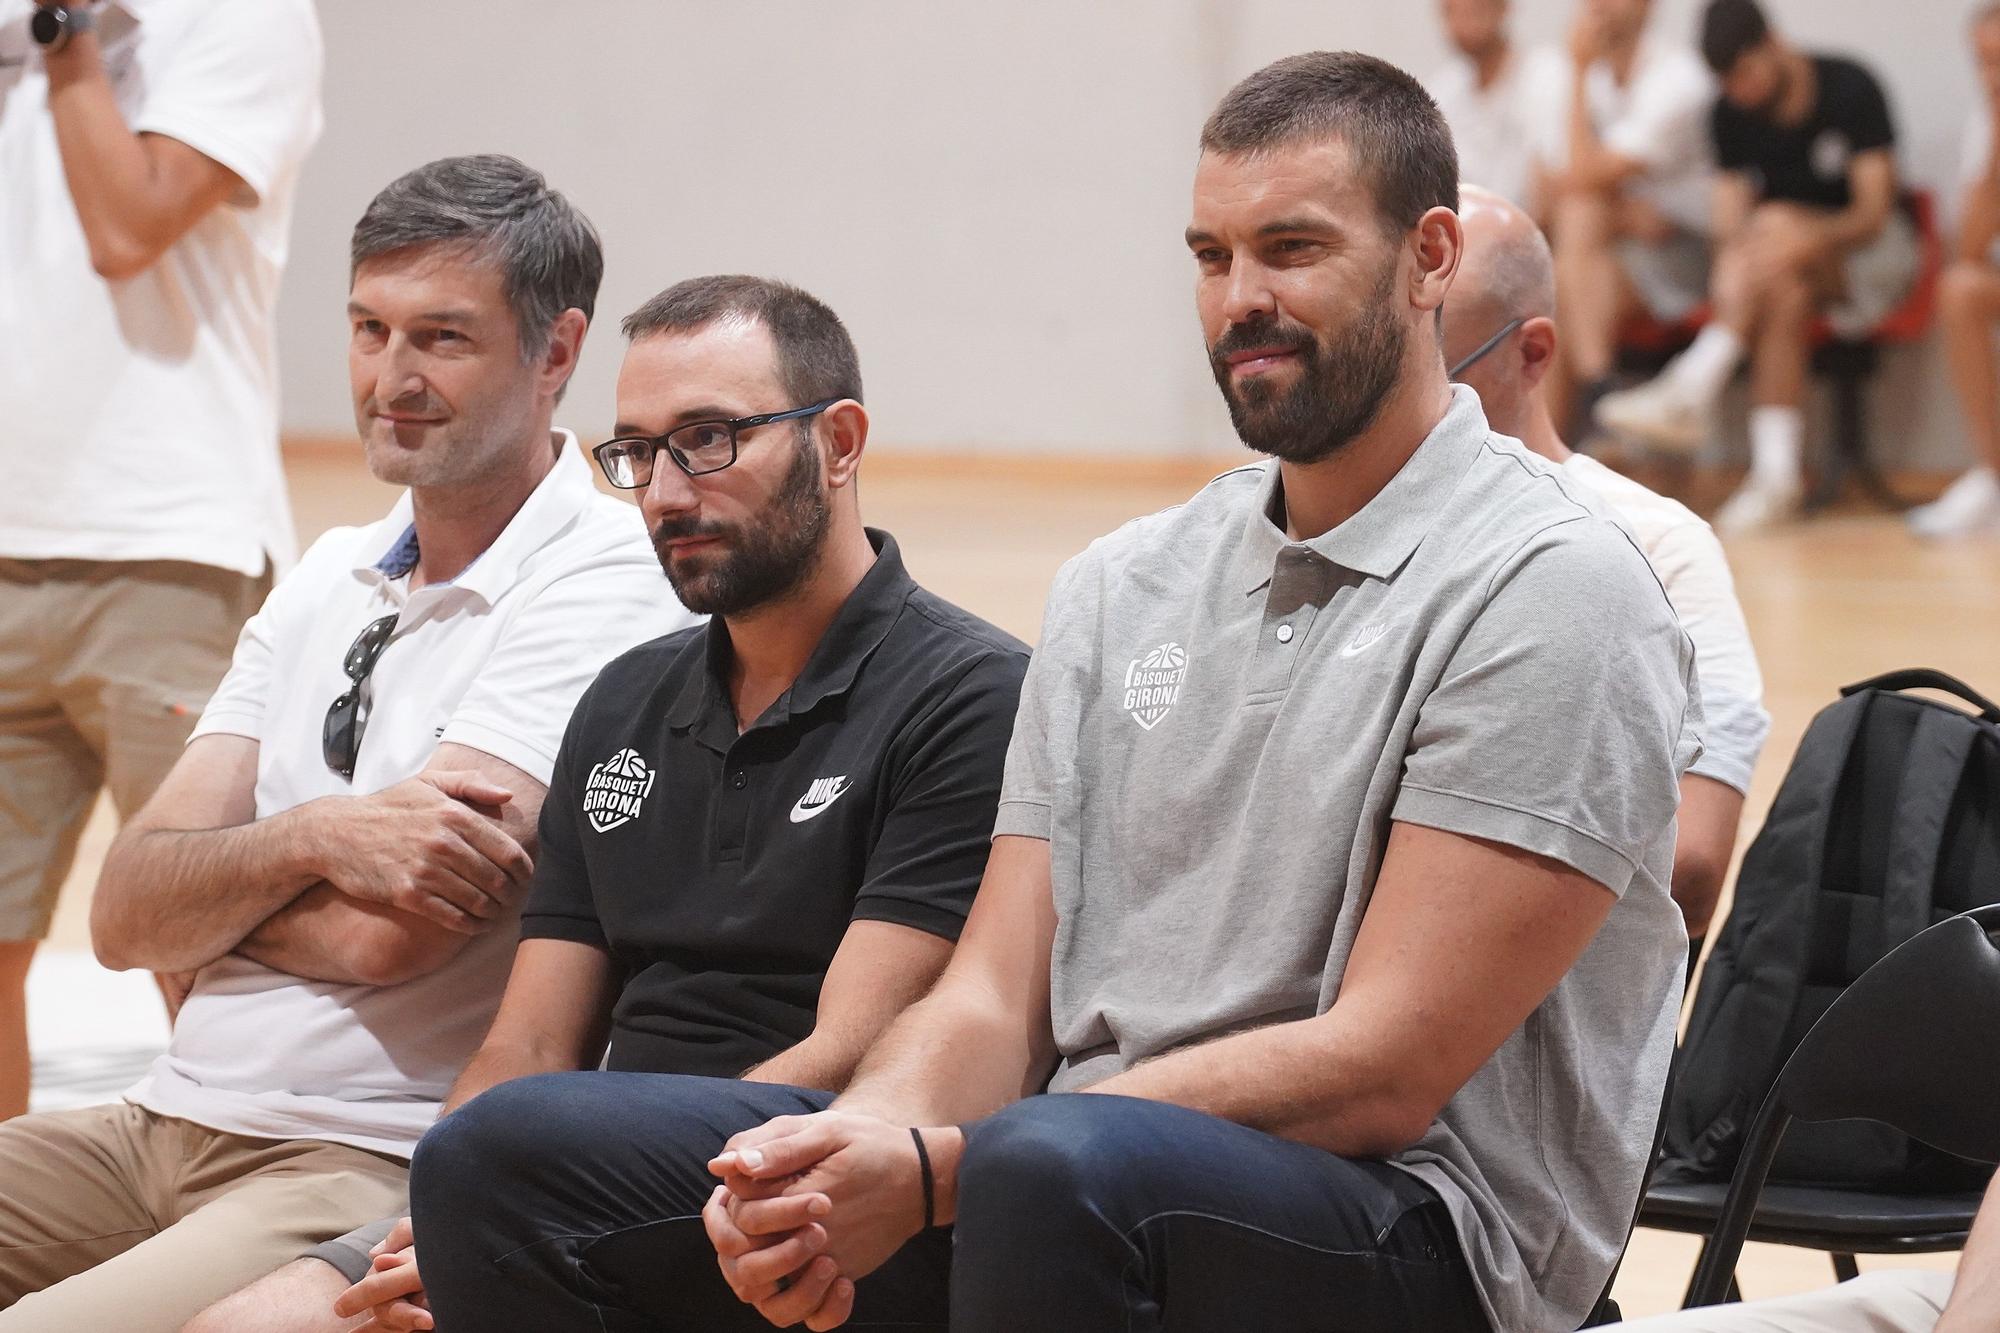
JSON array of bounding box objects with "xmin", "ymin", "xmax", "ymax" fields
[{"xmin": 92, "ymin": 734, "xmax": 542, "ymax": 987}]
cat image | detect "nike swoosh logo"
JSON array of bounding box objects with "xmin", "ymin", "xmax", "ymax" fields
[
  {"xmin": 1340, "ymin": 622, "xmax": 1389, "ymax": 658},
  {"xmin": 789, "ymin": 777, "xmax": 853, "ymax": 824}
]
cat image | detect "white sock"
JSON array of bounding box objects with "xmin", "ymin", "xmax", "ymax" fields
[
  {"xmin": 1748, "ymin": 406, "xmax": 1803, "ymax": 490},
  {"xmin": 1666, "ymin": 325, "xmax": 1745, "ymax": 407}
]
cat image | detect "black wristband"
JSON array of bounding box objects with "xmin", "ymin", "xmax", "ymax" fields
[{"xmin": 910, "ymin": 1126, "xmax": 936, "ymax": 1230}]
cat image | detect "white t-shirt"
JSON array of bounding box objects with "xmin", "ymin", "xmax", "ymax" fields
[
  {"xmin": 1565, "ymin": 453, "xmax": 1768, "ymax": 793},
  {"xmin": 1534, "ymin": 40, "xmax": 1716, "ymax": 235},
  {"xmin": 126, "ymin": 440, "xmax": 701, "ymax": 1159},
  {"xmin": 0, "ymin": 0, "xmax": 323, "ymax": 575},
  {"xmin": 1426, "ymin": 44, "xmax": 1569, "ymax": 206}
]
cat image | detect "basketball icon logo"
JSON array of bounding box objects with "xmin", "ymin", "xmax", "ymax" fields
[{"xmin": 1122, "ymin": 642, "xmax": 1187, "ymax": 731}]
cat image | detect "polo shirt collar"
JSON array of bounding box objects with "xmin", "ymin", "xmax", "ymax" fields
[
  {"xmin": 664, "ymin": 528, "xmax": 915, "ymax": 736},
  {"xmin": 1233, "ymin": 385, "xmax": 1488, "ymax": 593},
  {"xmin": 350, "ymin": 431, "xmax": 596, "ymax": 603}
]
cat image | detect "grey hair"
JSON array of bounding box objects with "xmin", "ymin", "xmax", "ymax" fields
[
  {"xmin": 1201, "ymin": 51, "xmax": 1459, "ymax": 234},
  {"xmin": 622, "ymin": 275, "xmax": 864, "ymax": 407},
  {"xmin": 350, "ymin": 155, "xmax": 604, "ymax": 361}
]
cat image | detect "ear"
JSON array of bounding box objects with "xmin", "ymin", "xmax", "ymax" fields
[
  {"xmin": 539, "ymin": 308, "xmax": 590, "ymax": 399},
  {"xmin": 1516, "ymin": 316, "xmax": 1559, "ymax": 391},
  {"xmin": 818, "ymin": 399, "xmax": 870, "ymax": 492},
  {"xmin": 1409, "ymin": 205, "xmax": 1464, "ymax": 318}
]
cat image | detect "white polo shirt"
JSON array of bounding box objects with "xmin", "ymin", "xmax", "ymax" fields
[
  {"xmin": 1425, "ymin": 44, "xmax": 1569, "ymax": 206},
  {"xmin": 1533, "ymin": 39, "xmax": 1716, "ymax": 234},
  {"xmin": 126, "ymin": 439, "xmax": 700, "ymax": 1159},
  {"xmin": 0, "ymin": 0, "xmax": 323, "ymax": 576}
]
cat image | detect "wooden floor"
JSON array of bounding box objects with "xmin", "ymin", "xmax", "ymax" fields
[{"xmin": 39, "ymin": 442, "xmax": 1999, "ymax": 1319}]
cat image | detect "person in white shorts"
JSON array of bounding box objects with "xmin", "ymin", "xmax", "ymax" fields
[
  {"xmin": 1424, "ymin": 0, "xmax": 1565, "ymax": 209},
  {"xmin": 1909, "ymin": 2, "xmax": 2000, "ymax": 540},
  {"xmin": 1533, "ymin": 0, "xmax": 1715, "ymax": 438},
  {"xmin": 1602, "ymin": 1171, "xmax": 1996, "ymax": 1331},
  {"xmin": 0, "ymin": 154, "xmax": 695, "ymax": 1332},
  {"xmin": 1444, "ymin": 184, "xmax": 1769, "ymax": 957},
  {"xmin": 1597, "ymin": 0, "xmax": 1919, "ymax": 534}
]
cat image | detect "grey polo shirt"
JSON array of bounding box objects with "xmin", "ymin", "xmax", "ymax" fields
[{"xmin": 996, "ymin": 387, "xmax": 1701, "ymax": 1333}]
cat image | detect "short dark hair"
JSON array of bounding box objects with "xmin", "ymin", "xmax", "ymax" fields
[
  {"xmin": 1701, "ymin": 0, "xmax": 1771, "ymax": 75},
  {"xmin": 622, "ymin": 275, "xmax": 864, "ymax": 407},
  {"xmin": 1200, "ymin": 51, "xmax": 1458, "ymax": 234},
  {"xmin": 351, "ymin": 155, "xmax": 603, "ymax": 359}
]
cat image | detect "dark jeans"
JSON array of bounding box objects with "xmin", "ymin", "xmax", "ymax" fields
[{"xmin": 412, "ymin": 1073, "xmax": 1491, "ymax": 1333}]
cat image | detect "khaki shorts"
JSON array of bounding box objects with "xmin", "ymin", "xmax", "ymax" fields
[
  {"xmin": 0, "ymin": 1101, "xmax": 408, "ymax": 1332},
  {"xmin": 1826, "ymin": 208, "xmax": 1921, "ymax": 339},
  {"xmin": 1617, "ymin": 228, "xmax": 1713, "ymax": 323},
  {"xmin": 0, "ymin": 558, "xmax": 268, "ymax": 941}
]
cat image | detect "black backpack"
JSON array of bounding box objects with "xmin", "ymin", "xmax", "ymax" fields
[{"xmin": 1659, "ymin": 669, "xmax": 2000, "ymax": 1193}]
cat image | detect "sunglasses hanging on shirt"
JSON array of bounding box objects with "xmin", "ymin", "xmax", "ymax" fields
[{"xmin": 322, "ymin": 614, "xmax": 399, "ymax": 780}]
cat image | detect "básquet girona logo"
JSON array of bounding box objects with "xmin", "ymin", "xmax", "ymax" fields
[
  {"xmin": 583, "ymin": 747, "xmax": 655, "ymax": 833},
  {"xmin": 1122, "ymin": 642, "xmax": 1187, "ymax": 731}
]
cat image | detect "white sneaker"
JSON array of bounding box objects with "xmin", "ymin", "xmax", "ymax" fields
[
  {"xmin": 1595, "ymin": 376, "xmax": 1709, "ymax": 456},
  {"xmin": 1714, "ymin": 476, "xmax": 1803, "ymax": 535},
  {"xmin": 1907, "ymin": 468, "xmax": 2000, "ymax": 539}
]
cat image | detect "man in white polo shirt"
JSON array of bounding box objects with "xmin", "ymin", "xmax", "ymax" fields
[
  {"xmin": 0, "ymin": 155, "xmax": 694, "ymax": 1332},
  {"xmin": 0, "ymin": 0, "xmax": 323, "ymax": 1117},
  {"xmin": 1444, "ymin": 184, "xmax": 1768, "ymax": 961}
]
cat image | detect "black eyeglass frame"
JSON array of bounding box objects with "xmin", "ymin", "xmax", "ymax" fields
[
  {"xmin": 322, "ymin": 613, "xmax": 399, "ymax": 780},
  {"xmin": 591, "ymin": 397, "xmax": 842, "ymax": 489},
  {"xmin": 1447, "ymin": 316, "xmax": 1528, "ymax": 381}
]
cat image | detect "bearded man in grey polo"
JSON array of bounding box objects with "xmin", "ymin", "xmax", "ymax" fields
[{"xmin": 436, "ymin": 52, "xmax": 1703, "ymax": 1333}]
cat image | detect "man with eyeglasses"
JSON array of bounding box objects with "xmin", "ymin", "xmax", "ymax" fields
[
  {"xmin": 208, "ymin": 274, "xmax": 1027, "ymax": 1333},
  {"xmin": 1444, "ymin": 183, "xmax": 1768, "ymax": 964},
  {"xmin": 0, "ymin": 155, "xmax": 693, "ymax": 1332}
]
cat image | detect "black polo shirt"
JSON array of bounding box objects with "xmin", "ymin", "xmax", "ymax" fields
[{"xmin": 521, "ymin": 530, "xmax": 1028, "ymax": 1079}]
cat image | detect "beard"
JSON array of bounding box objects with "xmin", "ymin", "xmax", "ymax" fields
[
  {"xmin": 652, "ymin": 429, "xmax": 830, "ymax": 617},
  {"xmin": 1208, "ymin": 260, "xmax": 1407, "ymax": 466}
]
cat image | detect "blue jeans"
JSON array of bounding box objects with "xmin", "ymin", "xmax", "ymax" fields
[{"xmin": 412, "ymin": 1074, "xmax": 1490, "ymax": 1332}]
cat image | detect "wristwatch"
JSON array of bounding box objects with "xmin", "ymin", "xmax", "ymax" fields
[{"xmin": 30, "ymin": 3, "xmax": 97, "ymax": 56}]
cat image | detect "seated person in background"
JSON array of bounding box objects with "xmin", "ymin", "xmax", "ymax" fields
[
  {"xmin": 1603, "ymin": 1167, "xmax": 1999, "ymax": 1331},
  {"xmin": 1445, "ymin": 183, "xmax": 1769, "ymax": 962},
  {"xmin": 201, "ymin": 275, "xmax": 1030, "ymax": 1333},
  {"xmin": 0, "ymin": 154, "xmax": 694, "ymax": 1333},
  {"xmin": 1424, "ymin": 0, "xmax": 1564, "ymax": 208},
  {"xmin": 1598, "ymin": 0, "xmax": 1917, "ymax": 534},
  {"xmin": 1536, "ymin": 0, "xmax": 1715, "ymax": 436},
  {"xmin": 1910, "ymin": 2, "xmax": 2000, "ymax": 540},
  {"xmin": 408, "ymin": 52, "xmax": 1699, "ymax": 1333}
]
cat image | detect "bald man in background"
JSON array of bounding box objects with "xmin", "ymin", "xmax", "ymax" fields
[{"xmin": 1444, "ymin": 185, "xmax": 1769, "ymax": 959}]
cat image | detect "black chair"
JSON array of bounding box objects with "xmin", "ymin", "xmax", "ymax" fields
[{"xmin": 1667, "ymin": 905, "xmax": 2000, "ymax": 1308}]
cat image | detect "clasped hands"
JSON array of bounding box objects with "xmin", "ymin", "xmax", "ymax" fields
[{"xmin": 704, "ymin": 1110, "xmax": 949, "ymax": 1331}]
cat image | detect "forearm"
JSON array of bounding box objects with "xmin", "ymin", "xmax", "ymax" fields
[
  {"xmin": 1084, "ymin": 1017, "xmax": 1423, "ymax": 1160},
  {"xmin": 1814, "ymin": 200, "xmax": 1893, "ymax": 254},
  {"xmin": 835, "ymin": 981, "xmax": 1054, "ymax": 1126},
  {"xmin": 1936, "ymin": 1177, "xmax": 2000, "ymax": 1332},
  {"xmin": 235, "ymin": 884, "xmax": 474, "ymax": 988},
  {"xmin": 93, "ymin": 800, "xmax": 332, "ymax": 973},
  {"xmin": 1959, "ymin": 178, "xmax": 2000, "ymax": 266},
  {"xmin": 43, "ymin": 35, "xmax": 175, "ymax": 278},
  {"xmin": 440, "ymin": 1037, "xmax": 584, "ymax": 1118},
  {"xmin": 744, "ymin": 1031, "xmax": 870, "ymax": 1095}
]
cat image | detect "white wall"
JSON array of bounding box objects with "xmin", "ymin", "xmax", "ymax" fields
[{"xmin": 279, "ymin": 0, "xmax": 1981, "ymax": 467}]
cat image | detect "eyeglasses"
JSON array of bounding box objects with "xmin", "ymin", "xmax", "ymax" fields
[
  {"xmin": 592, "ymin": 398, "xmax": 841, "ymax": 489},
  {"xmin": 323, "ymin": 614, "xmax": 398, "ymax": 780},
  {"xmin": 1447, "ymin": 316, "xmax": 1527, "ymax": 381}
]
